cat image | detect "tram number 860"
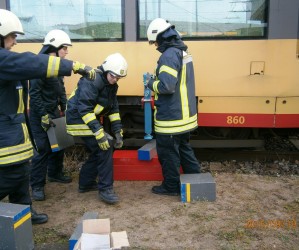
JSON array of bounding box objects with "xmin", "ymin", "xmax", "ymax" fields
[{"xmin": 226, "ymin": 116, "xmax": 245, "ymax": 125}]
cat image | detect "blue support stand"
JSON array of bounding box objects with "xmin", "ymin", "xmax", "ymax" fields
[{"xmin": 143, "ymin": 73, "xmax": 153, "ymax": 140}]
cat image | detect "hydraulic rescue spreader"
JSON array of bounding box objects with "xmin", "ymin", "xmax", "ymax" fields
[{"xmin": 142, "ymin": 73, "xmax": 154, "ymax": 140}]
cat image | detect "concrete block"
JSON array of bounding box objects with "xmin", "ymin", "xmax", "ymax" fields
[
  {"xmin": 180, "ymin": 173, "xmax": 216, "ymax": 202},
  {"xmin": 69, "ymin": 211, "xmax": 99, "ymax": 250},
  {"xmin": 138, "ymin": 139, "xmax": 157, "ymax": 161},
  {"xmin": 47, "ymin": 117, "xmax": 75, "ymax": 152},
  {"xmin": 0, "ymin": 202, "xmax": 34, "ymax": 250}
]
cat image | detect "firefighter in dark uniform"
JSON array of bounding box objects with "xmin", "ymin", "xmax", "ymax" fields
[
  {"xmin": 66, "ymin": 53, "xmax": 128, "ymax": 204},
  {"xmin": 146, "ymin": 18, "xmax": 200, "ymax": 196},
  {"xmin": 29, "ymin": 30, "xmax": 73, "ymax": 202},
  {"xmin": 0, "ymin": 9, "xmax": 96, "ymax": 224}
]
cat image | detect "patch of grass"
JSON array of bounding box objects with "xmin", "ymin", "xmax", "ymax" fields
[
  {"xmin": 279, "ymin": 234, "xmax": 290, "ymax": 243},
  {"xmin": 188, "ymin": 212, "xmax": 216, "ymax": 222},
  {"xmin": 232, "ymin": 173, "xmax": 246, "ymax": 182},
  {"xmin": 64, "ymin": 145, "xmax": 88, "ymax": 173},
  {"xmin": 194, "ymin": 224, "xmax": 210, "ymax": 235},
  {"xmin": 217, "ymin": 228, "xmax": 247, "ymax": 242},
  {"xmin": 220, "ymin": 244, "xmax": 241, "ymax": 250},
  {"xmin": 284, "ymin": 200, "xmax": 299, "ymax": 213},
  {"xmin": 169, "ymin": 205, "xmax": 185, "ymax": 217},
  {"xmin": 33, "ymin": 228, "xmax": 68, "ymax": 244}
]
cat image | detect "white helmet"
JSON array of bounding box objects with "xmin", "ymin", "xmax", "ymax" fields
[
  {"xmin": 147, "ymin": 18, "xmax": 173, "ymax": 44},
  {"xmin": 43, "ymin": 29, "xmax": 72, "ymax": 48},
  {"xmin": 102, "ymin": 53, "xmax": 128, "ymax": 77},
  {"xmin": 0, "ymin": 9, "xmax": 24, "ymax": 37}
]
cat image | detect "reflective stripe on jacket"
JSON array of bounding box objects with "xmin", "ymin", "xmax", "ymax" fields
[
  {"xmin": 0, "ymin": 81, "xmax": 33, "ymax": 166},
  {"xmin": 0, "ymin": 49, "xmax": 73, "ymax": 166},
  {"xmin": 148, "ymin": 48, "xmax": 198, "ymax": 135},
  {"xmin": 66, "ymin": 72, "xmax": 122, "ymax": 137},
  {"xmin": 0, "ymin": 48, "xmax": 73, "ymax": 81}
]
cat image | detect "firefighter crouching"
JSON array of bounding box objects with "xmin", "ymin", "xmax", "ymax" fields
[{"xmin": 66, "ymin": 53, "xmax": 128, "ymax": 205}]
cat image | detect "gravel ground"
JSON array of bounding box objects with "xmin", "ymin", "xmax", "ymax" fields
[{"xmin": 203, "ymin": 159, "xmax": 299, "ymax": 176}]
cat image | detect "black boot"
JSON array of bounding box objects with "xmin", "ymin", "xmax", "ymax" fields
[
  {"xmin": 48, "ymin": 172, "xmax": 72, "ymax": 183},
  {"xmin": 99, "ymin": 188, "xmax": 119, "ymax": 204},
  {"xmin": 152, "ymin": 184, "xmax": 180, "ymax": 196},
  {"xmin": 31, "ymin": 207, "xmax": 48, "ymax": 225},
  {"xmin": 32, "ymin": 187, "xmax": 45, "ymax": 201},
  {"xmin": 78, "ymin": 183, "xmax": 98, "ymax": 193}
]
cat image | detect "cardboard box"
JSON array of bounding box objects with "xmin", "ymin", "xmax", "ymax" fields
[
  {"xmin": 0, "ymin": 202, "xmax": 34, "ymax": 250},
  {"xmin": 47, "ymin": 117, "xmax": 75, "ymax": 152},
  {"xmin": 74, "ymin": 218, "xmax": 129, "ymax": 250},
  {"xmin": 180, "ymin": 173, "xmax": 216, "ymax": 202},
  {"xmin": 69, "ymin": 212, "xmax": 99, "ymax": 250}
]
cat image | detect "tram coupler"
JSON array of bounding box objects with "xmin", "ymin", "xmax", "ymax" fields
[{"xmin": 142, "ymin": 73, "xmax": 154, "ymax": 140}]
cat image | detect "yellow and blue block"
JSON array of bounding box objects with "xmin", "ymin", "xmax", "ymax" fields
[
  {"xmin": 180, "ymin": 173, "xmax": 216, "ymax": 203},
  {"xmin": 0, "ymin": 202, "xmax": 34, "ymax": 249}
]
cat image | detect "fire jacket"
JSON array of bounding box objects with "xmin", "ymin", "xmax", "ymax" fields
[
  {"xmin": 30, "ymin": 76, "xmax": 67, "ymax": 118},
  {"xmin": 0, "ymin": 49, "xmax": 72, "ymax": 81},
  {"xmin": 147, "ymin": 45, "xmax": 198, "ymax": 135},
  {"xmin": 66, "ymin": 71, "xmax": 122, "ymax": 138},
  {"xmin": 0, "ymin": 48, "xmax": 73, "ymax": 166}
]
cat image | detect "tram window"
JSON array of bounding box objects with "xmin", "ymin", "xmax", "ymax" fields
[
  {"xmin": 8, "ymin": 0, "xmax": 124, "ymax": 41},
  {"xmin": 138, "ymin": 0, "xmax": 268, "ymax": 40}
]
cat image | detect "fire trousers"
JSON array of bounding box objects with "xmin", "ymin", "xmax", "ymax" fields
[
  {"xmin": 29, "ymin": 112, "xmax": 64, "ymax": 188},
  {"xmin": 0, "ymin": 162, "xmax": 32, "ymax": 205},
  {"xmin": 79, "ymin": 136, "xmax": 114, "ymax": 191},
  {"xmin": 156, "ymin": 132, "xmax": 200, "ymax": 192}
]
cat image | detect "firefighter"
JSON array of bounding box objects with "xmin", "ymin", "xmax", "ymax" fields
[
  {"xmin": 29, "ymin": 30, "xmax": 73, "ymax": 202},
  {"xmin": 0, "ymin": 9, "xmax": 95, "ymax": 224},
  {"xmin": 66, "ymin": 53, "xmax": 128, "ymax": 205},
  {"xmin": 145, "ymin": 18, "xmax": 200, "ymax": 196}
]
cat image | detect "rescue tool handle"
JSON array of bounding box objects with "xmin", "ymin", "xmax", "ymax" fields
[{"xmin": 143, "ymin": 73, "xmax": 153, "ymax": 140}]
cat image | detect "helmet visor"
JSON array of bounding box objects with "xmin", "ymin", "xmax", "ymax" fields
[{"xmin": 110, "ymin": 72, "xmax": 123, "ymax": 80}]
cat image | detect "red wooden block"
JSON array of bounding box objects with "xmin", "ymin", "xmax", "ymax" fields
[{"xmin": 113, "ymin": 150, "xmax": 163, "ymax": 181}]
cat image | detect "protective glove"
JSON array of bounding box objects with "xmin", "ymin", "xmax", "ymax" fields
[
  {"xmin": 41, "ymin": 114, "xmax": 56, "ymax": 132},
  {"xmin": 96, "ymin": 128, "xmax": 112, "ymax": 150},
  {"xmin": 72, "ymin": 61, "xmax": 97, "ymax": 81},
  {"xmin": 145, "ymin": 72, "xmax": 154, "ymax": 88},
  {"xmin": 114, "ymin": 129, "xmax": 124, "ymax": 149}
]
